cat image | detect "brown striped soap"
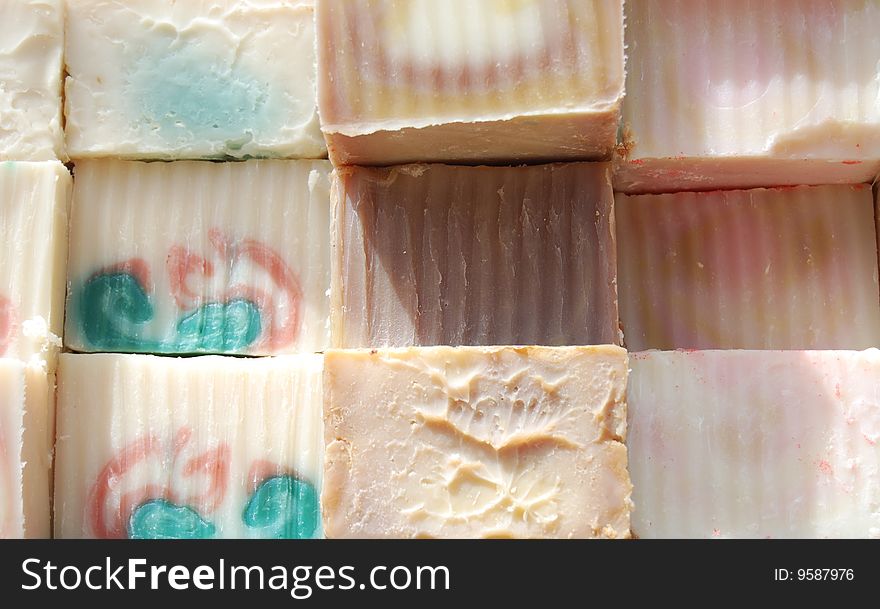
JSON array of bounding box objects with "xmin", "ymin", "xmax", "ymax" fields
[
  {"xmin": 331, "ymin": 162, "xmax": 619, "ymax": 348},
  {"xmin": 616, "ymin": 184, "xmax": 880, "ymax": 350}
]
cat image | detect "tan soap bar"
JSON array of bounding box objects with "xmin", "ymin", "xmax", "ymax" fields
[
  {"xmin": 0, "ymin": 358, "xmax": 52, "ymax": 538},
  {"xmin": 0, "ymin": 0, "xmax": 65, "ymax": 161},
  {"xmin": 332, "ymin": 163, "xmax": 619, "ymax": 348},
  {"xmin": 55, "ymin": 353, "xmax": 323, "ymax": 539},
  {"xmin": 628, "ymin": 350, "xmax": 880, "ymax": 538},
  {"xmin": 64, "ymin": 0, "xmax": 325, "ymax": 160},
  {"xmin": 322, "ymin": 345, "xmax": 632, "ymax": 539},
  {"xmin": 616, "ymin": 0, "xmax": 880, "ymax": 193},
  {"xmin": 65, "ymin": 159, "xmax": 331, "ymax": 356},
  {"xmin": 317, "ymin": 0, "xmax": 624, "ymax": 165},
  {"xmin": 0, "ymin": 161, "xmax": 71, "ymax": 365},
  {"xmin": 616, "ymin": 184, "xmax": 880, "ymax": 350}
]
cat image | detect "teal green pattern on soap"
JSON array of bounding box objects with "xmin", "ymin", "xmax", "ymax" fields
[
  {"xmin": 129, "ymin": 499, "xmax": 216, "ymax": 540},
  {"xmin": 243, "ymin": 476, "xmax": 320, "ymax": 539},
  {"xmin": 175, "ymin": 299, "xmax": 262, "ymax": 352}
]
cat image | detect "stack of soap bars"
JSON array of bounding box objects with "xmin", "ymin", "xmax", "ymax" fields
[{"xmin": 1, "ymin": 0, "xmax": 879, "ymax": 539}]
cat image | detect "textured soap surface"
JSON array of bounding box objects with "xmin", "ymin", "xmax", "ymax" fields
[
  {"xmin": 628, "ymin": 350, "xmax": 880, "ymax": 539},
  {"xmin": 65, "ymin": 0, "xmax": 325, "ymax": 160},
  {"xmin": 65, "ymin": 159, "xmax": 331, "ymax": 356},
  {"xmin": 0, "ymin": 358, "xmax": 51, "ymax": 538},
  {"xmin": 616, "ymin": 185, "xmax": 880, "ymax": 350},
  {"xmin": 317, "ymin": 0, "xmax": 624, "ymax": 165},
  {"xmin": 54, "ymin": 353, "xmax": 323, "ymax": 539},
  {"xmin": 616, "ymin": 0, "xmax": 880, "ymax": 193},
  {"xmin": 323, "ymin": 345, "xmax": 632, "ymax": 538},
  {"xmin": 333, "ymin": 163, "xmax": 618, "ymax": 348},
  {"xmin": 0, "ymin": 161, "xmax": 71, "ymax": 365},
  {"xmin": 0, "ymin": 0, "xmax": 65, "ymax": 161}
]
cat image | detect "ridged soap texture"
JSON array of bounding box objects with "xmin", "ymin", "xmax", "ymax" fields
[
  {"xmin": 616, "ymin": 185, "xmax": 880, "ymax": 350},
  {"xmin": 332, "ymin": 163, "xmax": 619, "ymax": 348}
]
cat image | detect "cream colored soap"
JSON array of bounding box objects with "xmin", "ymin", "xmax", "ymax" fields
[
  {"xmin": 0, "ymin": 0, "xmax": 65, "ymax": 161},
  {"xmin": 333, "ymin": 163, "xmax": 619, "ymax": 348},
  {"xmin": 65, "ymin": 0, "xmax": 325, "ymax": 160},
  {"xmin": 616, "ymin": 184, "xmax": 880, "ymax": 350},
  {"xmin": 54, "ymin": 353, "xmax": 323, "ymax": 539},
  {"xmin": 0, "ymin": 358, "xmax": 52, "ymax": 539},
  {"xmin": 616, "ymin": 0, "xmax": 880, "ymax": 193},
  {"xmin": 317, "ymin": 0, "xmax": 624, "ymax": 165},
  {"xmin": 323, "ymin": 345, "xmax": 632, "ymax": 538},
  {"xmin": 0, "ymin": 161, "xmax": 71, "ymax": 365},
  {"xmin": 65, "ymin": 159, "xmax": 331, "ymax": 356},
  {"xmin": 628, "ymin": 350, "xmax": 880, "ymax": 539}
]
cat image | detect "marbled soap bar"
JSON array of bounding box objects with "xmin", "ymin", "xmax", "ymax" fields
[
  {"xmin": 616, "ymin": 0, "xmax": 880, "ymax": 193},
  {"xmin": 317, "ymin": 0, "xmax": 624, "ymax": 165},
  {"xmin": 333, "ymin": 163, "xmax": 618, "ymax": 348},
  {"xmin": 0, "ymin": 0, "xmax": 65, "ymax": 161},
  {"xmin": 0, "ymin": 358, "xmax": 51, "ymax": 538},
  {"xmin": 65, "ymin": 160, "xmax": 331, "ymax": 356},
  {"xmin": 65, "ymin": 0, "xmax": 325, "ymax": 160},
  {"xmin": 0, "ymin": 161, "xmax": 71, "ymax": 365},
  {"xmin": 54, "ymin": 353, "xmax": 323, "ymax": 539},
  {"xmin": 323, "ymin": 346, "xmax": 632, "ymax": 538},
  {"xmin": 628, "ymin": 350, "xmax": 880, "ymax": 538},
  {"xmin": 616, "ymin": 185, "xmax": 880, "ymax": 350}
]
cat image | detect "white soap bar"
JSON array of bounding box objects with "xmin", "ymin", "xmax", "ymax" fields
[
  {"xmin": 616, "ymin": 0, "xmax": 880, "ymax": 193},
  {"xmin": 65, "ymin": 0, "xmax": 325, "ymax": 160},
  {"xmin": 0, "ymin": 161, "xmax": 71, "ymax": 365},
  {"xmin": 65, "ymin": 160, "xmax": 331, "ymax": 356},
  {"xmin": 332, "ymin": 163, "xmax": 619, "ymax": 348},
  {"xmin": 0, "ymin": 0, "xmax": 65, "ymax": 161},
  {"xmin": 616, "ymin": 184, "xmax": 880, "ymax": 350},
  {"xmin": 55, "ymin": 353, "xmax": 323, "ymax": 539},
  {"xmin": 628, "ymin": 350, "xmax": 880, "ymax": 539},
  {"xmin": 317, "ymin": 0, "xmax": 624, "ymax": 165},
  {"xmin": 323, "ymin": 345, "xmax": 632, "ymax": 538},
  {"xmin": 0, "ymin": 358, "xmax": 51, "ymax": 538}
]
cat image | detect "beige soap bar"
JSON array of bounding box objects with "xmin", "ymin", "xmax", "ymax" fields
[
  {"xmin": 65, "ymin": 159, "xmax": 331, "ymax": 356},
  {"xmin": 0, "ymin": 358, "xmax": 52, "ymax": 538},
  {"xmin": 55, "ymin": 353, "xmax": 323, "ymax": 539},
  {"xmin": 628, "ymin": 350, "xmax": 880, "ymax": 538},
  {"xmin": 616, "ymin": 184, "xmax": 880, "ymax": 350},
  {"xmin": 0, "ymin": 0, "xmax": 65, "ymax": 160},
  {"xmin": 64, "ymin": 0, "xmax": 325, "ymax": 160},
  {"xmin": 323, "ymin": 345, "xmax": 632, "ymax": 538},
  {"xmin": 0, "ymin": 161, "xmax": 71, "ymax": 365},
  {"xmin": 332, "ymin": 163, "xmax": 619, "ymax": 348},
  {"xmin": 616, "ymin": 0, "xmax": 880, "ymax": 193},
  {"xmin": 317, "ymin": 0, "xmax": 624, "ymax": 165}
]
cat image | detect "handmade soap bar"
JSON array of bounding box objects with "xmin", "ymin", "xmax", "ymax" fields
[
  {"xmin": 0, "ymin": 0, "xmax": 65, "ymax": 161},
  {"xmin": 323, "ymin": 345, "xmax": 632, "ymax": 538},
  {"xmin": 616, "ymin": 0, "xmax": 880, "ymax": 193},
  {"xmin": 0, "ymin": 359, "xmax": 51, "ymax": 538},
  {"xmin": 65, "ymin": 159, "xmax": 331, "ymax": 356},
  {"xmin": 628, "ymin": 350, "xmax": 880, "ymax": 538},
  {"xmin": 0, "ymin": 161, "xmax": 71, "ymax": 364},
  {"xmin": 333, "ymin": 163, "xmax": 618, "ymax": 348},
  {"xmin": 54, "ymin": 353, "xmax": 323, "ymax": 539},
  {"xmin": 317, "ymin": 0, "xmax": 624, "ymax": 165},
  {"xmin": 65, "ymin": 0, "xmax": 325, "ymax": 160},
  {"xmin": 616, "ymin": 185, "xmax": 880, "ymax": 350}
]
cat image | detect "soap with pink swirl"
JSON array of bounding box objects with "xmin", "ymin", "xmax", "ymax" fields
[
  {"xmin": 0, "ymin": 358, "xmax": 51, "ymax": 538},
  {"xmin": 54, "ymin": 353, "xmax": 323, "ymax": 539},
  {"xmin": 64, "ymin": 159, "xmax": 331, "ymax": 356},
  {"xmin": 616, "ymin": 184, "xmax": 880, "ymax": 350},
  {"xmin": 616, "ymin": 0, "xmax": 880, "ymax": 193},
  {"xmin": 322, "ymin": 345, "xmax": 632, "ymax": 538},
  {"xmin": 628, "ymin": 350, "xmax": 880, "ymax": 538},
  {"xmin": 0, "ymin": 161, "xmax": 71, "ymax": 366},
  {"xmin": 316, "ymin": 0, "xmax": 624, "ymax": 165}
]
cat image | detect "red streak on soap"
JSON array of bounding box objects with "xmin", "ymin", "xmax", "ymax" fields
[
  {"xmin": 818, "ymin": 460, "xmax": 833, "ymax": 475},
  {"xmin": 841, "ymin": 160, "xmax": 861, "ymax": 165}
]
